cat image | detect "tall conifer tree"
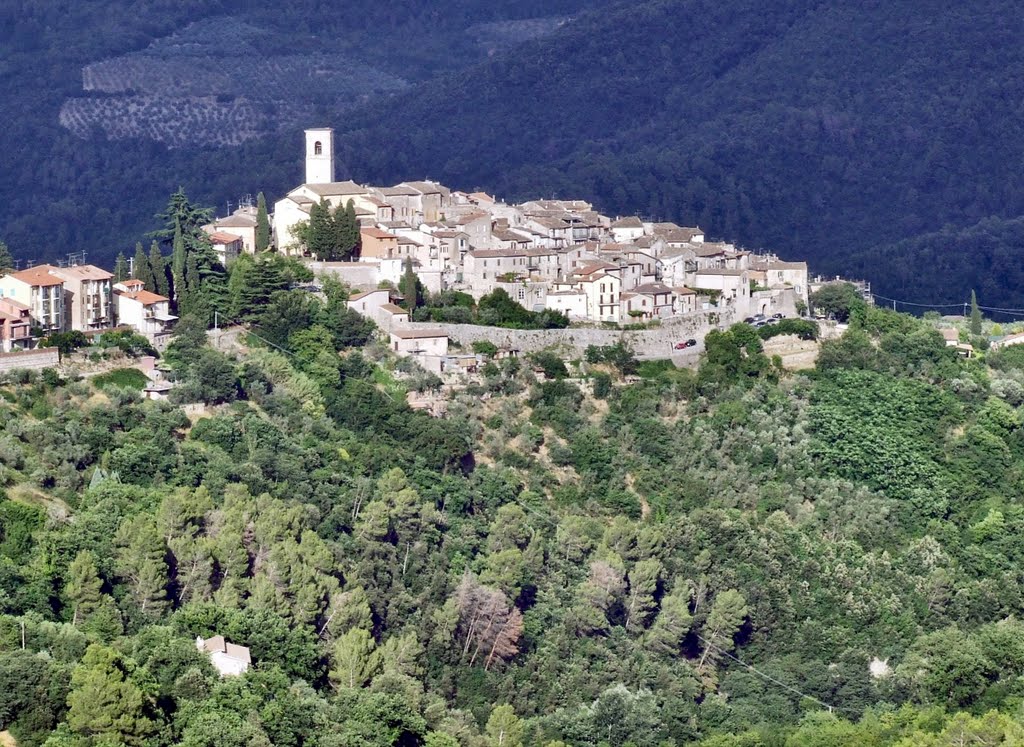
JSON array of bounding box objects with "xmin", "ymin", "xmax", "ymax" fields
[
  {"xmin": 113, "ymin": 252, "xmax": 129, "ymax": 283},
  {"xmin": 171, "ymin": 218, "xmax": 186, "ymax": 301},
  {"xmin": 133, "ymin": 242, "xmax": 153, "ymax": 291},
  {"xmin": 970, "ymin": 289, "xmax": 982, "ymax": 335},
  {"xmin": 149, "ymin": 242, "xmax": 169, "ymax": 298},
  {"xmin": 256, "ymin": 192, "xmax": 270, "ymax": 252}
]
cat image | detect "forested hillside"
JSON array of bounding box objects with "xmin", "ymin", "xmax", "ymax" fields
[
  {"xmin": 5, "ymin": 0, "xmax": 1024, "ymax": 305},
  {"xmin": 332, "ymin": 0, "xmax": 1024, "ymax": 306},
  {"xmin": 4, "ymin": 269, "xmax": 1024, "ymax": 743},
  {"xmin": 0, "ymin": 0, "xmax": 604, "ymax": 264}
]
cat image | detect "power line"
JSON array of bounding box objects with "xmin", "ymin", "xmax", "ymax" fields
[
  {"xmin": 870, "ymin": 293, "xmax": 965, "ymax": 309},
  {"xmin": 694, "ymin": 634, "xmax": 844, "ymax": 715}
]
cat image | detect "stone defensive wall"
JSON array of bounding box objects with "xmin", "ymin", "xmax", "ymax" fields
[{"xmin": 403, "ymin": 310, "xmax": 738, "ymax": 358}]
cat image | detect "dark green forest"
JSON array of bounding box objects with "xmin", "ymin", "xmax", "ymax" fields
[
  {"xmin": 5, "ymin": 0, "xmax": 1024, "ymax": 307},
  {"xmin": 4, "ymin": 260, "xmax": 1024, "ymax": 743}
]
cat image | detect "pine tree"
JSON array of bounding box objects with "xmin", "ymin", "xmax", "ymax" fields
[
  {"xmin": 133, "ymin": 242, "xmax": 153, "ymax": 290},
  {"xmin": 256, "ymin": 191, "xmax": 271, "ymax": 252},
  {"xmin": 67, "ymin": 644, "xmax": 156, "ymax": 745},
  {"xmin": 0, "ymin": 240, "xmax": 14, "ymax": 273},
  {"xmin": 970, "ymin": 289, "xmax": 982, "ymax": 335},
  {"xmin": 329, "ymin": 628, "xmax": 379, "ymax": 689},
  {"xmin": 485, "ymin": 705, "xmax": 523, "ymax": 747},
  {"xmin": 151, "ymin": 187, "xmax": 213, "ymax": 248},
  {"xmin": 149, "ymin": 242, "xmax": 169, "ymax": 298},
  {"xmin": 66, "ymin": 550, "xmax": 103, "ymax": 626},
  {"xmin": 115, "ymin": 515, "xmax": 168, "ymax": 622},
  {"xmin": 113, "ymin": 252, "xmax": 129, "ymax": 283},
  {"xmin": 171, "ymin": 218, "xmax": 186, "ymax": 302}
]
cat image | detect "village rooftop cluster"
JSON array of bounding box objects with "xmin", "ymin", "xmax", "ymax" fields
[{"xmin": 0, "ymin": 127, "xmax": 810, "ymax": 355}]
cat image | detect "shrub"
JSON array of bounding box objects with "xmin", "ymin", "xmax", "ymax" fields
[{"xmin": 92, "ymin": 368, "xmax": 149, "ymax": 391}]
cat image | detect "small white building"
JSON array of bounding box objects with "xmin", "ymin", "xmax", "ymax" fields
[
  {"xmin": 389, "ymin": 328, "xmax": 449, "ymax": 357},
  {"xmin": 113, "ymin": 280, "xmax": 177, "ymax": 337},
  {"xmin": 545, "ymin": 289, "xmax": 588, "ymax": 320},
  {"xmin": 610, "ymin": 216, "xmax": 645, "ymax": 244},
  {"xmin": 208, "ymin": 232, "xmax": 243, "ymax": 265},
  {"xmin": 196, "ymin": 635, "xmax": 251, "ymax": 677},
  {"xmin": 203, "ymin": 209, "xmax": 259, "ymax": 254}
]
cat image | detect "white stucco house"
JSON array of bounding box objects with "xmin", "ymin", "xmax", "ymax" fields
[
  {"xmin": 113, "ymin": 280, "xmax": 177, "ymax": 337},
  {"xmin": 196, "ymin": 635, "xmax": 251, "ymax": 677},
  {"xmin": 389, "ymin": 328, "xmax": 449, "ymax": 357}
]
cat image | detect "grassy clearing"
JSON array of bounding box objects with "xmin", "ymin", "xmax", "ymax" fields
[{"xmin": 92, "ymin": 367, "xmax": 148, "ymax": 390}]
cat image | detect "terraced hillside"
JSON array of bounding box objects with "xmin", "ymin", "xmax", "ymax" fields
[{"xmin": 62, "ymin": 18, "xmax": 409, "ymax": 147}]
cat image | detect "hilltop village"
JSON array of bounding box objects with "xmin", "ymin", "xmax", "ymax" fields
[{"xmin": 0, "ymin": 128, "xmax": 819, "ymax": 368}]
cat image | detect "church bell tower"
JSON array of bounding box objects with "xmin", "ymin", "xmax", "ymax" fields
[{"xmin": 305, "ymin": 128, "xmax": 334, "ymax": 185}]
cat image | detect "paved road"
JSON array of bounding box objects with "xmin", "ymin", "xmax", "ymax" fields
[{"xmin": 637, "ymin": 338, "xmax": 706, "ymax": 368}]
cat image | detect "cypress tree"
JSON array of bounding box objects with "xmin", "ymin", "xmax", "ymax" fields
[
  {"xmin": 149, "ymin": 242, "xmax": 169, "ymax": 298},
  {"xmin": 402, "ymin": 257, "xmax": 419, "ymax": 310},
  {"xmin": 332, "ymin": 199, "xmax": 360, "ymax": 260},
  {"xmin": 171, "ymin": 218, "xmax": 186, "ymax": 301},
  {"xmin": 347, "ymin": 200, "xmax": 361, "ymax": 257},
  {"xmin": 256, "ymin": 191, "xmax": 270, "ymax": 252},
  {"xmin": 180, "ymin": 252, "xmax": 202, "ymax": 318},
  {"xmin": 308, "ymin": 200, "xmax": 334, "ymax": 260},
  {"xmin": 113, "ymin": 252, "xmax": 129, "ymax": 283},
  {"xmin": 970, "ymin": 289, "xmax": 982, "ymax": 335},
  {"xmin": 332, "ymin": 201, "xmax": 359, "ymax": 260},
  {"xmin": 133, "ymin": 242, "xmax": 153, "ymax": 291}
]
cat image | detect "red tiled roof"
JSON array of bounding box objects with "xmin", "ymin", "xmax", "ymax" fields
[{"xmin": 8, "ymin": 265, "xmax": 64, "ymax": 286}]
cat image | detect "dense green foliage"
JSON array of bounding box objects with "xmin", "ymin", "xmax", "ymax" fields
[
  {"xmin": 3, "ymin": 284, "xmax": 1024, "ymax": 744},
  {"xmin": 415, "ymin": 289, "xmax": 569, "ymax": 330}
]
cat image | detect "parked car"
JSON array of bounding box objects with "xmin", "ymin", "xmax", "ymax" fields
[
  {"xmin": 771, "ymin": 313, "xmax": 784, "ymax": 319},
  {"xmin": 753, "ymin": 319, "xmax": 769, "ymax": 328},
  {"xmin": 674, "ymin": 339, "xmax": 698, "ymax": 349}
]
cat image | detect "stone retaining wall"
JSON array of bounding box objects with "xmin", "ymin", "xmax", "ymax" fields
[
  {"xmin": 402, "ymin": 309, "xmax": 738, "ymax": 358},
  {"xmin": 0, "ymin": 348, "xmax": 60, "ymax": 373}
]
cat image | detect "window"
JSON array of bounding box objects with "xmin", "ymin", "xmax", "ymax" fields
[{"xmin": 314, "ymin": 141, "xmax": 322, "ymax": 155}]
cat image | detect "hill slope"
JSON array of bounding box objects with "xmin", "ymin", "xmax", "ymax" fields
[
  {"xmin": 332, "ymin": 0, "xmax": 1024, "ymax": 301},
  {"xmin": 4, "ymin": 0, "xmax": 1024, "ymax": 305}
]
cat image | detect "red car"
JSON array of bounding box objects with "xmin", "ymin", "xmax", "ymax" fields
[{"xmin": 674, "ymin": 339, "xmax": 698, "ymax": 349}]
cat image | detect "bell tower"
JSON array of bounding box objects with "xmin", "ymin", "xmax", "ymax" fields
[{"xmin": 305, "ymin": 128, "xmax": 334, "ymax": 185}]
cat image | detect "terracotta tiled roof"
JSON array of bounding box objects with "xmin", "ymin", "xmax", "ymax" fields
[
  {"xmin": 119, "ymin": 290, "xmax": 168, "ymax": 305},
  {"xmin": 361, "ymin": 227, "xmax": 398, "ymax": 239},
  {"xmin": 8, "ymin": 265, "xmax": 64, "ymax": 286}
]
